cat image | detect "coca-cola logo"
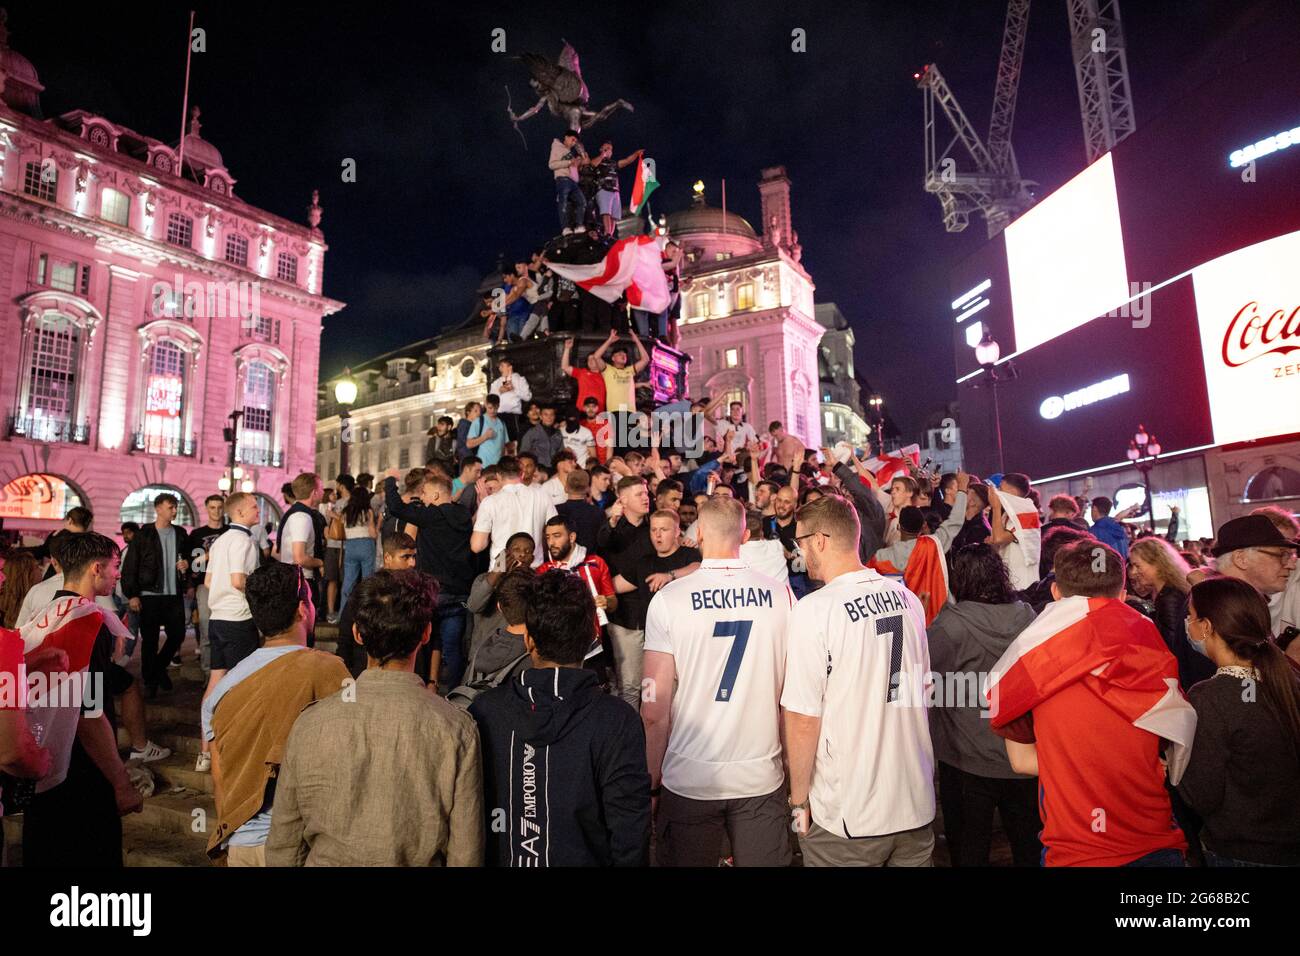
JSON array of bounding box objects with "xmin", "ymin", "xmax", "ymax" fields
[{"xmin": 1221, "ymin": 300, "xmax": 1300, "ymax": 367}]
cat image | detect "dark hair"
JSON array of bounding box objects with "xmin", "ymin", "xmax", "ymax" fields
[
  {"xmin": 938, "ymin": 473, "xmax": 958, "ymax": 492},
  {"xmin": 486, "ymin": 393, "xmax": 501, "ymax": 408},
  {"xmin": 245, "ymin": 561, "xmax": 311, "ymax": 637},
  {"xmin": 382, "ymin": 531, "xmax": 415, "ymax": 555},
  {"xmin": 496, "ymin": 568, "xmax": 535, "ymax": 626},
  {"xmin": 281, "ymin": 482, "xmax": 295, "ymax": 499},
  {"xmin": 343, "ymin": 484, "xmax": 372, "ymax": 527},
  {"xmin": 590, "ymin": 464, "xmax": 610, "ymax": 477},
  {"xmin": 438, "ymin": 416, "xmax": 454, "ymax": 427},
  {"xmin": 355, "ymin": 473, "xmax": 375, "ymax": 491},
  {"xmin": 120, "ymin": 521, "xmax": 140, "ymax": 535},
  {"xmin": 525, "ymin": 570, "xmax": 595, "ymax": 665},
  {"xmin": 656, "ymin": 478, "xmax": 683, "ymax": 497},
  {"xmin": 204, "ymin": 494, "xmax": 224, "ymax": 507},
  {"xmin": 898, "ymin": 506, "xmax": 924, "ymax": 535},
  {"xmin": 1091, "ymin": 495, "xmax": 1114, "ymax": 516},
  {"xmin": 460, "ymin": 455, "xmax": 482, "ymax": 471},
  {"xmin": 153, "ymin": 492, "xmax": 178, "ymax": 508},
  {"xmin": 553, "ymin": 449, "xmax": 577, "ymax": 465},
  {"xmin": 505, "ymin": 531, "xmax": 535, "ymax": 553},
  {"xmin": 352, "ymin": 569, "xmax": 440, "ymax": 665},
  {"xmin": 1190, "ymin": 576, "xmax": 1300, "ymax": 747},
  {"xmin": 336, "ymin": 474, "xmax": 356, "ymax": 495},
  {"xmin": 1041, "ymin": 526, "xmax": 1095, "ymax": 574},
  {"xmin": 59, "ymin": 532, "xmax": 120, "ymax": 582},
  {"xmin": 498, "ymin": 455, "xmax": 522, "ymax": 479},
  {"xmin": 1001, "ymin": 473, "xmax": 1031, "ymax": 497},
  {"xmin": 65, "ymin": 505, "xmax": 93, "ymax": 529},
  {"xmin": 950, "ymin": 544, "xmax": 1016, "ymax": 605},
  {"xmin": 616, "ymin": 475, "xmax": 645, "ymax": 495},
  {"xmin": 1054, "ymin": 538, "xmax": 1125, "ymax": 598},
  {"xmin": 515, "ymin": 452, "xmax": 537, "ymax": 467},
  {"xmin": 545, "ymin": 514, "xmax": 574, "ymax": 534}
]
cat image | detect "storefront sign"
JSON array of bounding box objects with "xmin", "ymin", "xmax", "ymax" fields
[{"xmin": 0, "ymin": 474, "xmax": 71, "ymax": 521}]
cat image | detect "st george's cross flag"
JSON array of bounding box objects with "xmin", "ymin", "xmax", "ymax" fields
[
  {"xmin": 544, "ymin": 235, "xmax": 671, "ymax": 314},
  {"xmin": 0, "ymin": 595, "xmax": 129, "ymax": 709},
  {"xmin": 869, "ymin": 535, "xmax": 949, "ymax": 626},
  {"xmin": 992, "ymin": 488, "xmax": 1042, "ymax": 591},
  {"xmin": 985, "ymin": 595, "xmax": 1197, "ymax": 784},
  {"xmin": 858, "ymin": 444, "xmax": 922, "ymax": 486}
]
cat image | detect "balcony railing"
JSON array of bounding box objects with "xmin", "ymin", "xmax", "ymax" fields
[
  {"xmin": 318, "ymin": 377, "xmax": 429, "ymax": 418},
  {"xmin": 7, "ymin": 414, "xmax": 91, "ymax": 444},
  {"xmin": 131, "ymin": 432, "xmax": 196, "ymax": 457},
  {"xmin": 235, "ymin": 446, "xmax": 284, "ymax": 468}
]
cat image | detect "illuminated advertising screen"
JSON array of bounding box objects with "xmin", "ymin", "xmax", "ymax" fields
[{"xmin": 1192, "ymin": 229, "xmax": 1300, "ymax": 445}]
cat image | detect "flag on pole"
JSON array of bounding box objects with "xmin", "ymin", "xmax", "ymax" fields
[
  {"xmin": 545, "ymin": 235, "xmax": 671, "ymax": 313},
  {"xmin": 985, "ymin": 595, "xmax": 1197, "ymax": 784},
  {"xmin": 630, "ymin": 153, "xmax": 659, "ymax": 215}
]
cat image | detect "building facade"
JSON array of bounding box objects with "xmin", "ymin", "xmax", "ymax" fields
[
  {"xmin": 0, "ymin": 22, "xmax": 342, "ymax": 538},
  {"xmin": 814, "ymin": 302, "xmax": 871, "ymax": 448},
  {"xmin": 671, "ymin": 168, "xmax": 823, "ymax": 449}
]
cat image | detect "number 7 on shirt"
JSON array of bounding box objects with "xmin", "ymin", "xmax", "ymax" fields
[{"xmin": 712, "ymin": 620, "xmax": 752, "ymax": 702}]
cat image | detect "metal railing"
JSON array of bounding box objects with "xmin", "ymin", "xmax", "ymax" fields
[
  {"xmin": 6, "ymin": 414, "xmax": 91, "ymax": 444},
  {"xmin": 235, "ymin": 446, "xmax": 283, "ymax": 468},
  {"xmin": 131, "ymin": 432, "xmax": 196, "ymax": 457}
]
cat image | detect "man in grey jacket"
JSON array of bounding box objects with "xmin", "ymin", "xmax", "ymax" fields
[{"xmin": 549, "ymin": 129, "xmax": 588, "ymax": 234}]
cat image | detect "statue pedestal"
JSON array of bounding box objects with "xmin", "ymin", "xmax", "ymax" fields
[{"xmin": 488, "ymin": 333, "xmax": 690, "ymax": 413}]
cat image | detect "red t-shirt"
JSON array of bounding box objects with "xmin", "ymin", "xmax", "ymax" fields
[
  {"xmin": 569, "ymin": 368, "xmax": 606, "ymax": 414},
  {"xmin": 0, "ymin": 629, "xmax": 24, "ymax": 710},
  {"xmin": 1034, "ymin": 681, "xmax": 1186, "ymax": 866},
  {"xmin": 537, "ymin": 553, "xmax": 614, "ymax": 641}
]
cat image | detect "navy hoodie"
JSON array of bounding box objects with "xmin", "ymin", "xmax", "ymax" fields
[{"xmin": 469, "ymin": 666, "xmax": 650, "ymax": 867}]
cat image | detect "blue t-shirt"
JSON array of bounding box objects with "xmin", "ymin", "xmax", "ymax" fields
[
  {"xmin": 142, "ymin": 525, "xmax": 178, "ymax": 597},
  {"xmin": 202, "ymin": 644, "xmax": 307, "ymax": 847},
  {"xmin": 469, "ymin": 415, "xmax": 506, "ymax": 467}
]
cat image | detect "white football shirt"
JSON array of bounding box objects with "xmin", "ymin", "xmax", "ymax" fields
[
  {"xmin": 644, "ymin": 558, "xmax": 793, "ymax": 801},
  {"xmin": 782, "ymin": 568, "xmax": 936, "ymax": 838}
]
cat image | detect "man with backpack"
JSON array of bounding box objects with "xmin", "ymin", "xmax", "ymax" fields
[{"xmin": 449, "ymin": 568, "xmax": 535, "ymax": 706}]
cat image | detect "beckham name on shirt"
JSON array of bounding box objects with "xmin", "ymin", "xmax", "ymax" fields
[
  {"xmin": 843, "ymin": 587, "xmax": 909, "ymax": 622},
  {"xmin": 690, "ymin": 587, "xmax": 774, "ymax": 611}
]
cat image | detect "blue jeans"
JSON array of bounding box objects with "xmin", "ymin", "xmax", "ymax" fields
[
  {"xmin": 555, "ymin": 176, "xmax": 585, "ymax": 228},
  {"xmin": 1123, "ymin": 848, "xmax": 1186, "ymax": 867},
  {"xmin": 1205, "ymin": 849, "xmax": 1280, "ymax": 867},
  {"xmin": 340, "ymin": 537, "xmax": 376, "ymax": 611},
  {"xmin": 437, "ymin": 595, "xmax": 468, "ymax": 686}
]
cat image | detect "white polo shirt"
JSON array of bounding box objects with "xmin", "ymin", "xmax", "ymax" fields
[
  {"xmin": 782, "ymin": 568, "xmax": 936, "ymax": 838},
  {"xmin": 279, "ymin": 510, "xmax": 317, "ymax": 579},
  {"xmin": 644, "ymin": 559, "xmax": 793, "ymax": 800},
  {"xmin": 206, "ymin": 525, "xmax": 261, "ymax": 622},
  {"xmin": 472, "ymin": 481, "xmax": 557, "ymax": 567}
]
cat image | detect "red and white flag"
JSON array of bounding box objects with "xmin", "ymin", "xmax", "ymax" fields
[
  {"xmin": 858, "ymin": 444, "xmax": 921, "ymax": 486},
  {"xmin": 993, "ymin": 488, "xmax": 1041, "ymax": 591},
  {"xmin": 985, "ymin": 596, "xmax": 1197, "ymax": 784},
  {"xmin": 545, "ymin": 235, "xmax": 671, "ymax": 313},
  {"xmin": 870, "ymin": 535, "xmax": 949, "ymax": 626},
  {"xmin": 13, "ymin": 594, "xmax": 128, "ymax": 668}
]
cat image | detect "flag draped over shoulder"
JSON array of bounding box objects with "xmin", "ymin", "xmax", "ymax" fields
[
  {"xmin": 869, "ymin": 536, "xmax": 949, "ymax": 626},
  {"xmin": 545, "ymin": 235, "xmax": 671, "ymax": 313},
  {"xmin": 11, "ymin": 594, "xmax": 124, "ymax": 670},
  {"xmin": 985, "ymin": 596, "xmax": 1197, "ymax": 784},
  {"xmin": 993, "ymin": 488, "xmax": 1042, "ymax": 591}
]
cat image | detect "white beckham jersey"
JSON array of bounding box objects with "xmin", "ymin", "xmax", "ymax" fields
[
  {"xmin": 644, "ymin": 558, "xmax": 793, "ymax": 801},
  {"xmin": 782, "ymin": 568, "xmax": 936, "ymax": 838}
]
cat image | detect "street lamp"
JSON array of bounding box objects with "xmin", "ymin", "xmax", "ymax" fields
[
  {"xmin": 972, "ymin": 327, "xmax": 1017, "ymax": 474},
  {"xmin": 218, "ymin": 409, "xmax": 244, "ymax": 498},
  {"xmin": 868, "ymin": 394, "xmax": 885, "ymax": 454},
  {"xmin": 1126, "ymin": 424, "xmax": 1162, "ymax": 532},
  {"xmin": 335, "ymin": 368, "xmax": 358, "ymax": 476}
]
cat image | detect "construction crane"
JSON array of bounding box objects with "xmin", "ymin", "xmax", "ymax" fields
[{"xmin": 916, "ymin": 0, "xmax": 1136, "ymax": 237}]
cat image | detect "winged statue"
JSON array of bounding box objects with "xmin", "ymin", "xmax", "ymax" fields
[{"xmin": 507, "ymin": 40, "xmax": 633, "ymax": 138}]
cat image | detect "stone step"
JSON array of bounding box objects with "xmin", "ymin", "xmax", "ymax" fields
[
  {"xmin": 124, "ymin": 817, "xmax": 212, "ymax": 867},
  {"xmin": 136, "ymin": 789, "xmax": 216, "ymax": 842},
  {"xmin": 119, "ymin": 722, "xmax": 204, "ymax": 757},
  {"xmin": 150, "ymin": 755, "xmax": 214, "ymax": 794}
]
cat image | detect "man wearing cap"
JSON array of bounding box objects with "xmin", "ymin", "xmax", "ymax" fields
[{"xmin": 1212, "ymin": 514, "xmax": 1299, "ymax": 641}]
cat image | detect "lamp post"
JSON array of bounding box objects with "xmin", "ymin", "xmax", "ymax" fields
[
  {"xmin": 216, "ymin": 410, "xmax": 245, "ymax": 496},
  {"xmin": 334, "ymin": 368, "xmax": 358, "ymax": 476},
  {"xmin": 973, "ymin": 327, "xmax": 1016, "ymax": 475},
  {"xmin": 868, "ymin": 394, "xmax": 884, "ymax": 454},
  {"xmin": 1126, "ymin": 424, "xmax": 1162, "ymax": 532}
]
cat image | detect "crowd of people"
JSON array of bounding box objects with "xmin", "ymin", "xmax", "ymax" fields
[{"xmin": 2, "ymin": 373, "xmax": 1297, "ymax": 869}]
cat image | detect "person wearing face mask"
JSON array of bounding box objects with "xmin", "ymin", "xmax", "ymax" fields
[
  {"xmin": 1178, "ymin": 576, "xmax": 1300, "ymax": 867},
  {"xmin": 1129, "ymin": 537, "xmax": 1216, "ymax": 691}
]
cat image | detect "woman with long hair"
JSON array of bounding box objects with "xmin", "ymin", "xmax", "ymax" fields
[
  {"xmin": 339, "ymin": 474, "xmax": 376, "ymax": 612},
  {"xmin": 928, "ymin": 543, "xmax": 1041, "ymax": 866},
  {"xmin": 0, "ymin": 551, "xmax": 42, "ymax": 628},
  {"xmin": 1177, "ymin": 576, "xmax": 1300, "ymax": 866},
  {"xmin": 1130, "ymin": 536, "xmax": 1215, "ymax": 690}
]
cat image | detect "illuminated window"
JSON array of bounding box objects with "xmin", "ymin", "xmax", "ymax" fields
[
  {"xmin": 23, "ymin": 161, "xmax": 56, "ymax": 202},
  {"xmin": 26, "ymin": 315, "xmax": 79, "ymax": 436},
  {"xmin": 725, "ymin": 348, "xmax": 740, "ymax": 368},
  {"xmin": 166, "ymin": 213, "xmax": 194, "ymax": 248},
  {"xmin": 120, "ymin": 485, "xmax": 195, "ymax": 526},
  {"xmin": 100, "ymin": 188, "xmax": 130, "ymax": 227},
  {"xmin": 239, "ymin": 360, "xmax": 276, "ymax": 465},
  {"xmin": 276, "ymin": 252, "xmax": 298, "ymax": 283},
  {"xmin": 225, "ymin": 233, "xmax": 249, "ymax": 267},
  {"xmin": 693, "ymin": 293, "xmax": 709, "ymax": 318},
  {"xmin": 35, "ymin": 255, "xmax": 89, "ymax": 295},
  {"xmin": 141, "ymin": 339, "xmax": 187, "ymax": 455},
  {"xmin": 735, "ymin": 283, "xmax": 754, "ymax": 310}
]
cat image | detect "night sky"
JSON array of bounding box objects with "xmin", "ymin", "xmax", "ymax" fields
[{"xmin": 13, "ymin": 0, "xmax": 1248, "ymax": 438}]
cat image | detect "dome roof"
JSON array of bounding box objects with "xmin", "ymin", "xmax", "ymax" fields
[
  {"xmin": 665, "ymin": 202, "xmax": 757, "ymax": 240},
  {"xmin": 181, "ymin": 133, "xmax": 224, "ymax": 174},
  {"xmin": 0, "ymin": 12, "xmax": 44, "ymax": 118}
]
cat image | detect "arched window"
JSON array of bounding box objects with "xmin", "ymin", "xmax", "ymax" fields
[
  {"xmin": 135, "ymin": 321, "xmax": 202, "ymax": 457},
  {"xmin": 1243, "ymin": 466, "xmax": 1300, "ymax": 503},
  {"xmin": 12, "ymin": 296, "xmax": 99, "ymax": 444},
  {"xmin": 0, "ymin": 473, "xmax": 86, "ymax": 522},
  {"xmin": 120, "ymin": 485, "xmax": 196, "ymax": 526},
  {"xmin": 241, "ymin": 360, "xmax": 276, "ymax": 465}
]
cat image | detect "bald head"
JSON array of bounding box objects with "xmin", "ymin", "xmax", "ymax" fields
[{"xmin": 695, "ymin": 496, "xmax": 747, "ymax": 558}]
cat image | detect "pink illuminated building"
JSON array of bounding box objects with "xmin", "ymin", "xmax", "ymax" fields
[
  {"xmin": 0, "ymin": 19, "xmax": 343, "ymax": 537},
  {"xmin": 667, "ymin": 167, "xmax": 823, "ymax": 449}
]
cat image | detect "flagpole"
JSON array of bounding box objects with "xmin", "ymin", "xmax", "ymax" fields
[
  {"xmin": 177, "ymin": 10, "xmax": 195, "ymax": 177},
  {"xmin": 721, "ymin": 178, "xmax": 727, "ymax": 234}
]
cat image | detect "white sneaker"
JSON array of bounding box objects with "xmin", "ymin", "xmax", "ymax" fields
[
  {"xmin": 194, "ymin": 752, "xmax": 212, "ymax": 773},
  {"xmin": 574, "ymin": 226, "xmax": 586, "ymax": 234},
  {"xmin": 562, "ymin": 227, "xmax": 573, "ymax": 235},
  {"xmin": 129, "ymin": 740, "xmax": 172, "ymax": 764}
]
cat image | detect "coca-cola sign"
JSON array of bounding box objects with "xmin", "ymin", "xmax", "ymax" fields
[
  {"xmin": 1194, "ymin": 229, "xmax": 1300, "ymax": 446},
  {"xmin": 1221, "ymin": 301, "xmax": 1300, "ymax": 367}
]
